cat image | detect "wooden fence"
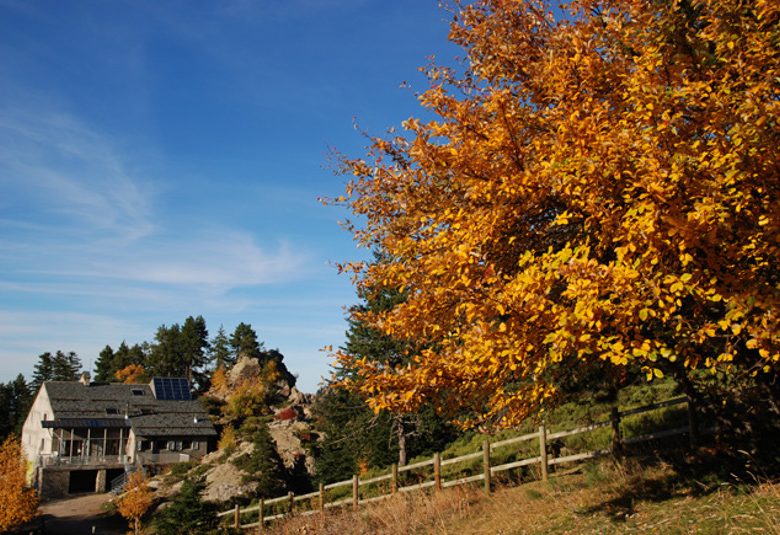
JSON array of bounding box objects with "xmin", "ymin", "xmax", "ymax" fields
[{"xmin": 217, "ymin": 396, "xmax": 696, "ymax": 530}]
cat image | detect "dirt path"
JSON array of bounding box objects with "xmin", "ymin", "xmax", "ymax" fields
[{"xmin": 36, "ymin": 493, "xmax": 127, "ymax": 535}]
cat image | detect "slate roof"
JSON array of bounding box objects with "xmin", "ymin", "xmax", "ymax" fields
[{"xmin": 42, "ymin": 380, "xmax": 216, "ymax": 438}]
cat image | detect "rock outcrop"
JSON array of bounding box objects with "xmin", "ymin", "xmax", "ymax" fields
[{"xmin": 155, "ymin": 353, "xmax": 317, "ymax": 505}]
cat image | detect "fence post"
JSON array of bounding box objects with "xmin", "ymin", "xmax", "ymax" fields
[
  {"xmin": 352, "ymin": 474, "xmax": 359, "ymax": 511},
  {"xmin": 233, "ymin": 503, "xmax": 240, "ymax": 530},
  {"xmin": 391, "ymin": 463, "xmax": 398, "ymax": 494},
  {"xmin": 433, "ymin": 452, "xmax": 442, "ymax": 491},
  {"xmin": 319, "ymin": 482, "xmax": 325, "ymax": 515},
  {"xmin": 257, "ymin": 498, "xmax": 264, "ymax": 534},
  {"xmin": 287, "ymin": 491, "xmax": 294, "ymax": 515},
  {"xmin": 611, "ymin": 407, "xmax": 623, "ymax": 458},
  {"xmin": 539, "ymin": 424, "xmax": 548, "ymax": 482},
  {"xmin": 686, "ymin": 396, "xmax": 699, "ymax": 449},
  {"xmin": 482, "ymin": 439, "xmax": 491, "ymax": 493}
]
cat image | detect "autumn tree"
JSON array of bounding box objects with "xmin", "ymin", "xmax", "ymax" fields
[
  {"xmin": 115, "ymin": 470, "xmax": 153, "ymax": 535},
  {"xmin": 0, "ymin": 435, "xmax": 39, "ymax": 532},
  {"xmin": 94, "ymin": 342, "xmax": 147, "ymax": 382},
  {"xmin": 331, "ymin": 0, "xmax": 779, "ymax": 430},
  {"xmin": 115, "ymin": 363, "xmax": 148, "ymax": 384},
  {"xmin": 316, "ymin": 274, "xmax": 455, "ymax": 474}
]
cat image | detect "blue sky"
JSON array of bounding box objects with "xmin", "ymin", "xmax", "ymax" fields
[{"xmin": 0, "ymin": 0, "xmax": 457, "ymax": 392}]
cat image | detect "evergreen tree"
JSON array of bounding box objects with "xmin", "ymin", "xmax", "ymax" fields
[
  {"xmin": 95, "ymin": 343, "xmax": 148, "ymax": 382},
  {"xmin": 318, "ymin": 260, "xmax": 456, "ymax": 471},
  {"xmin": 113, "ymin": 342, "xmax": 142, "ymax": 371},
  {"xmin": 233, "ymin": 418, "xmax": 286, "ymax": 497},
  {"xmin": 148, "ymin": 323, "xmax": 184, "ymax": 377},
  {"xmin": 210, "ymin": 325, "xmax": 232, "ymax": 369},
  {"xmin": 148, "ymin": 317, "xmax": 210, "ymax": 387},
  {"xmin": 180, "ymin": 315, "xmax": 210, "ymax": 387},
  {"xmin": 152, "ymin": 478, "xmax": 216, "ymax": 535},
  {"xmin": 312, "ymin": 387, "xmax": 397, "ymax": 483},
  {"xmin": 93, "ymin": 345, "xmax": 115, "ymax": 382},
  {"xmin": 229, "ymin": 322, "xmax": 264, "ymax": 362},
  {"xmin": 0, "ymin": 376, "xmax": 33, "ymax": 441},
  {"xmin": 31, "ymin": 352, "xmax": 54, "ymax": 390},
  {"xmin": 9, "ymin": 376, "xmax": 31, "ymax": 435},
  {"xmin": 51, "ymin": 351, "xmax": 81, "ymax": 381}
]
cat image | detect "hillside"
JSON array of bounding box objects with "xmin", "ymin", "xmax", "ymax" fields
[{"xmin": 266, "ymin": 453, "xmax": 780, "ymax": 534}]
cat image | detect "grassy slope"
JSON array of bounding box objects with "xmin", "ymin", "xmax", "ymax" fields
[{"xmin": 269, "ymin": 453, "xmax": 779, "ymax": 534}]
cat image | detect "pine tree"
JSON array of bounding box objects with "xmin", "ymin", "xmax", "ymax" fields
[
  {"xmin": 51, "ymin": 351, "xmax": 81, "ymax": 381},
  {"xmin": 94, "ymin": 345, "xmax": 115, "ymax": 382},
  {"xmin": 31, "ymin": 352, "xmax": 54, "ymax": 390},
  {"xmin": 148, "ymin": 324, "xmax": 184, "ymax": 377},
  {"xmin": 152, "ymin": 478, "xmax": 216, "ymax": 535},
  {"xmin": 233, "ymin": 419, "xmax": 286, "ymax": 497},
  {"xmin": 229, "ymin": 323, "xmax": 264, "ymax": 362},
  {"xmin": 181, "ymin": 315, "xmax": 210, "ymax": 388},
  {"xmin": 210, "ymin": 325, "xmax": 232, "ymax": 369},
  {"xmin": 8, "ymin": 376, "xmax": 31, "ymax": 436}
]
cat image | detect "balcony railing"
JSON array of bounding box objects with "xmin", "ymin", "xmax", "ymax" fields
[
  {"xmin": 39, "ymin": 453, "xmax": 130, "ymax": 467},
  {"xmin": 136, "ymin": 451, "xmax": 191, "ymax": 465}
]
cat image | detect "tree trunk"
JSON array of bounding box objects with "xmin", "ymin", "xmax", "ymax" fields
[
  {"xmin": 395, "ymin": 415, "xmax": 407, "ymax": 467},
  {"xmin": 673, "ymin": 367, "xmax": 701, "ymax": 446}
]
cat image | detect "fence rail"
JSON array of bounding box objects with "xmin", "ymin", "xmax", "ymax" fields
[{"xmin": 217, "ymin": 396, "xmax": 692, "ymax": 529}]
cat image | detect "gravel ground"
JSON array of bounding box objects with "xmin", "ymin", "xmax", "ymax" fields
[{"xmin": 35, "ymin": 493, "xmax": 127, "ymax": 535}]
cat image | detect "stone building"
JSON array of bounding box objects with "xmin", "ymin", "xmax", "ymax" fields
[{"xmin": 21, "ymin": 375, "xmax": 217, "ymax": 499}]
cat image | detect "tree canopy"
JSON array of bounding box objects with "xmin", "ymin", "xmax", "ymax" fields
[
  {"xmin": 0, "ymin": 435, "xmax": 38, "ymax": 532},
  {"xmin": 229, "ymin": 322, "xmax": 265, "ymax": 362},
  {"xmin": 31, "ymin": 351, "xmax": 81, "ymax": 391},
  {"xmin": 331, "ymin": 0, "xmax": 779, "ymax": 428}
]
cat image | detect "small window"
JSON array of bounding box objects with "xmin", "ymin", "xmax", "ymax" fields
[
  {"xmin": 132, "ymin": 389, "xmax": 144, "ymax": 396},
  {"xmin": 190, "ymin": 441, "xmax": 199, "ymax": 450},
  {"xmin": 166, "ymin": 440, "xmax": 175, "ymax": 451},
  {"xmin": 106, "ymin": 408, "xmax": 119, "ymax": 415},
  {"xmin": 136, "ymin": 440, "xmax": 143, "ymax": 452}
]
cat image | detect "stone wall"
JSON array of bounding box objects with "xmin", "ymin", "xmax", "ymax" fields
[{"xmin": 39, "ymin": 468, "xmax": 70, "ymax": 500}]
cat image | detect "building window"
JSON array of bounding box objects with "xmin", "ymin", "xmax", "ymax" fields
[
  {"xmin": 190, "ymin": 441, "xmax": 199, "ymax": 450},
  {"xmin": 106, "ymin": 408, "xmax": 119, "ymax": 415},
  {"xmin": 166, "ymin": 441, "xmax": 175, "ymax": 451},
  {"xmin": 132, "ymin": 389, "xmax": 144, "ymax": 396}
]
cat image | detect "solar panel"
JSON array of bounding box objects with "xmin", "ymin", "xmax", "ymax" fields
[{"xmin": 152, "ymin": 377, "xmax": 192, "ymax": 400}]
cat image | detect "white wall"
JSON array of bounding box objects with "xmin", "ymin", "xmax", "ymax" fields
[{"xmin": 20, "ymin": 384, "xmax": 54, "ymax": 463}]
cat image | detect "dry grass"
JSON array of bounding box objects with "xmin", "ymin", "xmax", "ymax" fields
[
  {"xmin": 264, "ymin": 458, "xmax": 780, "ymax": 535},
  {"xmin": 265, "ymin": 487, "xmax": 476, "ymax": 535}
]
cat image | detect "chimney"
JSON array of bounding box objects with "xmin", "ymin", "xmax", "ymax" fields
[{"xmin": 79, "ymin": 372, "xmax": 91, "ymax": 385}]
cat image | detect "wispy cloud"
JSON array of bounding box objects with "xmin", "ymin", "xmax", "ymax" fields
[
  {"xmin": 0, "ymin": 109, "xmax": 156, "ymax": 241},
  {"xmin": 0, "ymin": 105, "xmax": 309, "ymax": 291},
  {"xmin": 0, "ymin": 104, "xmax": 321, "ymax": 382}
]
